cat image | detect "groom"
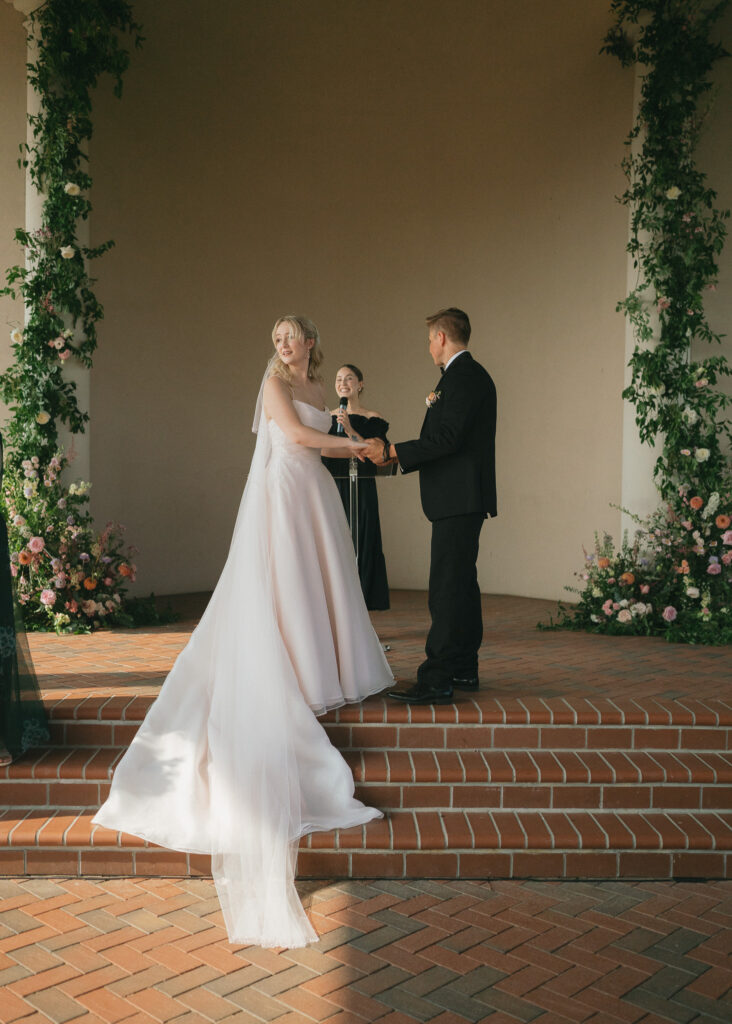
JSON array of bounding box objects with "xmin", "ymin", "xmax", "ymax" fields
[{"xmin": 365, "ymin": 307, "xmax": 497, "ymax": 704}]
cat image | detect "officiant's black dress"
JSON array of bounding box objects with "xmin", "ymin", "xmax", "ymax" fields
[
  {"xmin": 323, "ymin": 414, "xmax": 390, "ymax": 611},
  {"xmin": 0, "ymin": 434, "xmax": 49, "ymax": 760}
]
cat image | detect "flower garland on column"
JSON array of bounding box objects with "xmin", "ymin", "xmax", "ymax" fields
[
  {"xmin": 1, "ymin": 0, "xmax": 144, "ymax": 632},
  {"xmin": 549, "ymin": 0, "xmax": 732, "ymax": 643}
]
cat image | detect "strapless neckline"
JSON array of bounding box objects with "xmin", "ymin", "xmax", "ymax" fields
[{"xmin": 292, "ymin": 398, "xmax": 328, "ymax": 413}]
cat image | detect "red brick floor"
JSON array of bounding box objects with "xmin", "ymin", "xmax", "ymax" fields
[
  {"xmin": 26, "ymin": 591, "xmax": 732, "ymax": 702},
  {"xmin": 2, "ymin": 591, "xmax": 730, "ymax": 1020},
  {"xmin": 0, "ymin": 876, "xmax": 729, "ymax": 1023}
]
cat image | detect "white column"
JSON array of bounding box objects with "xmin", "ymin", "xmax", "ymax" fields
[
  {"xmin": 620, "ymin": 57, "xmax": 659, "ymax": 536},
  {"xmin": 7, "ymin": 0, "xmax": 91, "ymax": 481}
]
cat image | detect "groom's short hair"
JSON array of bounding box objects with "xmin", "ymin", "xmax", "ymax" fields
[{"xmin": 426, "ymin": 307, "xmax": 471, "ymax": 346}]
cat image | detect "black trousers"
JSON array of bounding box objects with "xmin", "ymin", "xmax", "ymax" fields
[{"xmin": 417, "ymin": 512, "xmax": 485, "ymax": 690}]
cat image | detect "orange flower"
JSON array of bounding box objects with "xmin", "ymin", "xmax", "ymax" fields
[
  {"xmin": 118, "ymin": 563, "xmax": 132, "ymax": 578},
  {"xmin": 18, "ymin": 550, "xmax": 32, "ymax": 565},
  {"xmin": 597, "ymin": 557, "xmax": 611, "ymax": 569},
  {"xmin": 676, "ymin": 559, "xmax": 690, "ymax": 575},
  {"xmin": 83, "ymin": 577, "xmax": 97, "ymax": 590},
  {"xmin": 689, "ymin": 496, "xmax": 704, "ymax": 510},
  {"xmin": 716, "ymin": 514, "xmax": 731, "ymax": 529},
  {"xmin": 620, "ymin": 572, "xmax": 635, "ymax": 585}
]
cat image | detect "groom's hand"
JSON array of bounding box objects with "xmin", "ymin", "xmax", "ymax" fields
[{"xmin": 363, "ymin": 438, "xmax": 387, "ymax": 464}]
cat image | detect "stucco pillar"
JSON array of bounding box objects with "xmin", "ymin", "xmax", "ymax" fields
[
  {"xmin": 7, "ymin": 0, "xmax": 91, "ymax": 481},
  {"xmin": 620, "ymin": 57, "xmax": 659, "ymax": 537}
]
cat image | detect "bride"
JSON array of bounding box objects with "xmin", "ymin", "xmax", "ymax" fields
[{"xmin": 94, "ymin": 315, "xmax": 394, "ymax": 948}]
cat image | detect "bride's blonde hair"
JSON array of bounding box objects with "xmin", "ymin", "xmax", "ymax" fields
[{"xmin": 269, "ymin": 315, "xmax": 324, "ymax": 386}]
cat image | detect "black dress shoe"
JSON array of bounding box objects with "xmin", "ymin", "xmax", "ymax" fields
[
  {"xmin": 452, "ymin": 677, "xmax": 479, "ymax": 692},
  {"xmin": 387, "ymin": 683, "xmax": 454, "ymax": 705}
]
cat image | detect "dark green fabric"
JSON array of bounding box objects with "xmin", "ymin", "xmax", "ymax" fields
[{"xmin": 0, "ymin": 435, "xmax": 49, "ymax": 759}]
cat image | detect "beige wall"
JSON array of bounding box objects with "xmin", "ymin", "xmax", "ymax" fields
[{"xmin": 2, "ymin": 1, "xmax": 729, "ymax": 601}]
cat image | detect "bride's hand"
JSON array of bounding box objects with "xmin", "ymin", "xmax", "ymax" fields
[{"xmin": 347, "ymin": 439, "xmax": 368, "ymax": 461}]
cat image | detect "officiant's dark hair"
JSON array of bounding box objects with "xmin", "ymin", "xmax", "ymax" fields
[{"xmin": 426, "ymin": 307, "xmax": 471, "ymax": 346}]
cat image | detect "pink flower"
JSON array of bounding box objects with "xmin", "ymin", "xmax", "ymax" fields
[
  {"xmin": 602, "ymin": 599, "xmax": 614, "ymax": 617},
  {"xmin": 10, "ymin": 564, "xmax": 18, "ymax": 577},
  {"xmin": 81, "ymin": 599, "xmax": 96, "ymax": 616},
  {"xmin": 662, "ymin": 606, "xmax": 678, "ymax": 622},
  {"xmin": 681, "ymin": 520, "xmax": 692, "ymax": 531},
  {"xmin": 59, "ymin": 349, "xmax": 71, "ymax": 361},
  {"xmin": 640, "ymin": 584, "xmax": 650, "ymax": 594},
  {"xmin": 707, "ymin": 563, "xmax": 721, "ymax": 575},
  {"xmin": 722, "ymin": 552, "xmax": 732, "ymax": 565},
  {"xmin": 104, "ymin": 577, "xmax": 113, "ymax": 586},
  {"xmin": 657, "ymin": 297, "xmax": 671, "ymax": 311},
  {"xmin": 54, "ymin": 573, "xmax": 67, "ymax": 589},
  {"xmin": 40, "ymin": 589, "xmax": 56, "ymax": 607},
  {"xmin": 694, "ymin": 378, "xmax": 709, "ymax": 388},
  {"xmin": 722, "ymin": 531, "xmax": 732, "ymax": 546},
  {"xmin": 28, "ymin": 536, "xmax": 45, "ymax": 554},
  {"xmin": 617, "ymin": 609, "xmax": 632, "ymax": 623},
  {"xmin": 680, "ymin": 449, "xmax": 691, "ymax": 457},
  {"xmin": 66, "ymin": 599, "xmax": 78, "ymax": 613}
]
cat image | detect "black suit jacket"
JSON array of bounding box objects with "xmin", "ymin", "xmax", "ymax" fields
[{"xmin": 394, "ymin": 352, "xmax": 497, "ymax": 522}]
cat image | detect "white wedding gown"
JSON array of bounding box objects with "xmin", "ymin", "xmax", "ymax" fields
[{"xmin": 93, "ymin": 398, "xmax": 393, "ymax": 948}]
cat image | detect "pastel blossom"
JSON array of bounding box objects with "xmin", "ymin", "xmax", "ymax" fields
[
  {"xmin": 707, "ymin": 563, "xmax": 722, "ymax": 575},
  {"xmin": 36, "ymin": 411, "xmax": 51, "ymax": 425},
  {"xmin": 695, "ymin": 448, "xmax": 710, "ymax": 463},
  {"xmin": 665, "ymin": 185, "xmax": 682, "ymax": 200},
  {"xmin": 27, "ymin": 536, "xmax": 45, "ymax": 554},
  {"xmin": 10, "ymin": 328, "xmax": 22, "ymax": 344},
  {"xmin": 680, "ymin": 449, "xmax": 691, "ymax": 457},
  {"xmin": 59, "ymin": 349, "xmax": 71, "ymax": 361},
  {"xmin": 602, "ymin": 599, "xmax": 614, "ymax": 617},
  {"xmin": 63, "ymin": 182, "xmax": 81, "ymax": 196},
  {"xmin": 662, "ymin": 606, "xmax": 678, "ymax": 622},
  {"xmin": 40, "ymin": 589, "xmax": 56, "ymax": 607},
  {"xmin": 617, "ymin": 609, "xmax": 632, "ymax": 623},
  {"xmin": 640, "ymin": 584, "xmax": 650, "ymax": 595},
  {"xmin": 722, "ymin": 531, "xmax": 732, "ymax": 545},
  {"xmin": 656, "ymin": 296, "xmax": 671, "ymax": 311},
  {"xmin": 686, "ymin": 587, "xmax": 700, "ymax": 599},
  {"xmin": 59, "ymin": 245, "xmax": 75, "ymax": 259}
]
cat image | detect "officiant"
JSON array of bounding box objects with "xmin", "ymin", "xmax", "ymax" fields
[{"xmin": 322, "ymin": 364, "xmax": 390, "ymax": 610}]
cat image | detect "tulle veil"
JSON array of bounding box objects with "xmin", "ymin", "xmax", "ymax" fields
[{"xmin": 94, "ymin": 362, "xmax": 367, "ymax": 947}]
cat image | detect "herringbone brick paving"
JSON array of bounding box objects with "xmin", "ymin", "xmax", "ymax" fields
[{"xmin": 0, "ymin": 877, "xmax": 729, "ymax": 1023}]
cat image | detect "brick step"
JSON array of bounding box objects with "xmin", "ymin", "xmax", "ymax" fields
[
  {"xmin": 1, "ymin": 808, "xmax": 729, "ymax": 880},
  {"xmin": 44, "ymin": 709, "xmax": 732, "ymax": 753},
  {"xmin": 3, "ymin": 746, "xmax": 731, "ymax": 813}
]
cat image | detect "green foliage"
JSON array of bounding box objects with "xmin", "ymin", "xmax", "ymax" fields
[
  {"xmin": 1, "ymin": 1, "xmax": 145, "ymax": 630},
  {"xmin": 602, "ymin": 0, "xmax": 731, "ymax": 501},
  {"xmin": 1, "ymin": 0, "xmax": 143, "ymax": 466}
]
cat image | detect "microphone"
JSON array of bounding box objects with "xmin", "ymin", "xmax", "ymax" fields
[{"xmin": 336, "ymin": 396, "xmax": 348, "ymax": 434}]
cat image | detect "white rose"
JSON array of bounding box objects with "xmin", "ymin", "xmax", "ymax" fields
[
  {"xmin": 53, "ymin": 336, "xmax": 65, "ymax": 350},
  {"xmin": 695, "ymin": 448, "xmax": 710, "ymax": 463},
  {"xmin": 686, "ymin": 586, "xmax": 700, "ymax": 599},
  {"xmin": 665, "ymin": 186, "xmax": 682, "ymax": 200},
  {"xmin": 631, "ymin": 602, "xmax": 647, "ymax": 616},
  {"xmin": 35, "ymin": 411, "xmax": 51, "ymax": 425},
  {"xmin": 10, "ymin": 328, "xmax": 22, "ymax": 344},
  {"xmin": 591, "ymin": 587, "xmax": 603, "ymax": 599},
  {"xmin": 682, "ymin": 407, "xmax": 698, "ymax": 426},
  {"xmin": 62, "ymin": 328, "xmax": 73, "ymax": 339},
  {"xmin": 59, "ymin": 245, "xmax": 75, "ymax": 259},
  {"xmin": 64, "ymin": 182, "xmax": 81, "ymax": 196}
]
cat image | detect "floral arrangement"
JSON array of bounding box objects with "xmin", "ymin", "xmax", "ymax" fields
[
  {"xmin": 3, "ymin": 449, "xmax": 138, "ymax": 632},
  {"xmin": 555, "ymin": 484, "xmax": 732, "ymax": 643},
  {"xmin": 1, "ymin": 2, "xmax": 144, "ymax": 630},
  {"xmin": 549, "ymin": 2, "xmax": 731, "ymax": 645}
]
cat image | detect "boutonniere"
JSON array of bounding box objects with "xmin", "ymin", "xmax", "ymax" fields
[{"xmin": 426, "ymin": 390, "xmax": 441, "ymax": 408}]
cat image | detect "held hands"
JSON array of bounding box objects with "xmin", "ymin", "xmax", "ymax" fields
[{"xmin": 363, "ymin": 437, "xmax": 397, "ymax": 466}]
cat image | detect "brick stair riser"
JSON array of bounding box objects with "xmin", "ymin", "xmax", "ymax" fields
[
  {"xmin": 0, "ymin": 846, "xmax": 728, "ymax": 882},
  {"xmin": 47, "ymin": 718, "xmax": 732, "ymax": 752},
  {"xmin": 3, "ymin": 776, "xmax": 731, "ymax": 815}
]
